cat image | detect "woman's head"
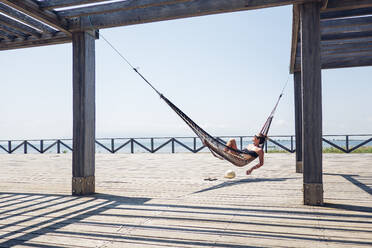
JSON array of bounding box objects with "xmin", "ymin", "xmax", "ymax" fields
[{"xmin": 253, "ymin": 134, "xmax": 266, "ymax": 146}]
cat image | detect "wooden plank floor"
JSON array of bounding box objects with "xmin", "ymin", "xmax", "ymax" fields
[{"xmin": 0, "ymin": 153, "xmax": 371, "ymax": 247}]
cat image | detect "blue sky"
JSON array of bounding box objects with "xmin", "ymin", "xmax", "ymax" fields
[{"xmin": 1, "ymin": 6, "xmax": 371, "ymax": 140}]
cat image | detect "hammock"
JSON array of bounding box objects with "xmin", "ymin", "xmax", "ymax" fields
[{"xmin": 159, "ymin": 92, "xmax": 283, "ymax": 167}]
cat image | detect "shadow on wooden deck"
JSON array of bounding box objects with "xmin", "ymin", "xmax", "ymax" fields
[{"xmin": 1, "ymin": 191, "xmax": 372, "ymax": 247}]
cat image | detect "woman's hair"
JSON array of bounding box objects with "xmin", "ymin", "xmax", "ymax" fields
[{"xmin": 255, "ymin": 134, "xmax": 267, "ymax": 145}]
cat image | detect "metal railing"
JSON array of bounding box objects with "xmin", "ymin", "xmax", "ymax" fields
[{"xmin": 0, "ymin": 134, "xmax": 371, "ymax": 154}]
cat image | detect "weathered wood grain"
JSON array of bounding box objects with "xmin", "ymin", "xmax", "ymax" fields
[
  {"xmin": 71, "ymin": 0, "xmax": 320, "ymax": 31},
  {"xmin": 72, "ymin": 176, "xmax": 95, "ymax": 195},
  {"xmin": 321, "ymin": 6, "xmax": 372, "ymax": 19},
  {"xmin": 293, "ymin": 72, "xmax": 303, "ymax": 173},
  {"xmin": 0, "ymin": 14, "xmax": 41, "ymax": 37},
  {"xmin": 57, "ymin": 0, "xmax": 192, "ymax": 18},
  {"xmin": 322, "ymin": 16, "xmax": 372, "ymax": 29},
  {"xmin": 0, "ymin": 29, "xmax": 14, "ymax": 39},
  {"xmin": 296, "ymin": 42, "xmax": 372, "ymax": 56},
  {"xmin": 324, "ymin": 0, "xmax": 372, "ymax": 12},
  {"xmin": 322, "ymin": 24, "xmax": 372, "ymax": 37},
  {"xmin": 322, "ymin": 46, "xmax": 372, "ymax": 56},
  {"xmin": 322, "ymin": 54, "xmax": 372, "ymax": 69},
  {"xmin": 322, "ymin": 30, "xmax": 372, "ymax": 41},
  {"xmin": 294, "ymin": 54, "xmax": 372, "ymax": 70},
  {"xmin": 300, "ymin": 2, "xmax": 323, "ymax": 205},
  {"xmin": 0, "ymin": 3, "xmax": 56, "ymax": 34},
  {"xmin": 72, "ymin": 31, "xmax": 96, "ymax": 195},
  {"xmin": 290, "ymin": 5, "xmax": 300, "ymax": 74},
  {"xmin": 0, "ymin": 32, "xmax": 71, "ymax": 50},
  {"xmin": 39, "ymin": 0, "xmax": 110, "ymax": 10},
  {"xmin": 0, "ymin": 153, "xmax": 372, "ymax": 247},
  {"xmin": 0, "ymin": 23, "xmax": 27, "ymax": 38},
  {"xmin": 295, "ymin": 36, "xmax": 372, "ymax": 54},
  {"xmin": 322, "ymin": 36, "xmax": 372, "ymax": 46},
  {"xmin": 0, "ymin": 0, "xmax": 70, "ymax": 34}
]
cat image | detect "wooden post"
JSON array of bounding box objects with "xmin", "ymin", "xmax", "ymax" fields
[
  {"xmin": 300, "ymin": 2, "xmax": 323, "ymax": 206},
  {"xmin": 293, "ymin": 71, "xmax": 303, "ymax": 173},
  {"xmin": 72, "ymin": 31, "xmax": 96, "ymax": 196}
]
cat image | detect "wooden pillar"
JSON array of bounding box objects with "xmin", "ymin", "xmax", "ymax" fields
[
  {"xmin": 300, "ymin": 2, "xmax": 323, "ymax": 206},
  {"xmin": 72, "ymin": 31, "xmax": 96, "ymax": 195},
  {"xmin": 293, "ymin": 71, "xmax": 303, "ymax": 173}
]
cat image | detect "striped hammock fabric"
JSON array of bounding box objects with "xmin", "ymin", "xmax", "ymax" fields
[{"xmin": 160, "ymin": 94, "xmax": 279, "ymax": 167}]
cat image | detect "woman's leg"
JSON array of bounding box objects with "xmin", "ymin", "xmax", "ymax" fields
[{"xmin": 224, "ymin": 139, "xmax": 238, "ymax": 154}]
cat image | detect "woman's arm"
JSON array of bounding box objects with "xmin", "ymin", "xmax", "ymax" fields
[
  {"xmin": 246, "ymin": 150, "xmax": 264, "ymax": 175},
  {"xmin": 256, "ymin": 150, "xmax": 264, "ymax": 168}
]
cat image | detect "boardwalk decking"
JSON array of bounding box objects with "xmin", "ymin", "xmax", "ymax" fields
[{"xmin": 0, "ymin": 153, "xmax": 371, "ymax": 247}]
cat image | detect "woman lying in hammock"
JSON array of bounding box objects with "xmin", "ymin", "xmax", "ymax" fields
[{"xmin": 224, "ymin": 134, "xmax": 266, "ymax": 175}]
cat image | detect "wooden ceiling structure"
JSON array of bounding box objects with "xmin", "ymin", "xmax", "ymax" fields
[
  {"xmin": 1, "ymin": 0, "xmax": 371, "ymax": 205},
  {"xmin": 1, "ymin": 0, "xmax": 312, "ymax": 50},
  {"xmin": 291, "ymin": 0, "xmax": 372, "ymax": 72},
  {"xmin": 1, "ymin": 0, "xmax": 372, "ymax": 68},
  {"xmin": 1, "ymin": 0, "xmax": 371, "ymax": 66}
]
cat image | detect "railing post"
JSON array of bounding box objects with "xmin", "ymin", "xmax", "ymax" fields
[
  {"xmin": 172, "ymin": 138, "xmax": 175, "ymax": 153},
  {"xmin": 130, "ymin": 139, "xmax": 134, "ymax": 153},
  {"xmin": 111, "ymin": 138, "xmax": 115, "ymax": 153},
  {"xmin": 57, "ymin": 140, "xmax": 61, "ymax": 154},
  {"xmin": 346, "ymin": 135, "xmax": 349, "ymax": 152},
  {"xmin": 151, "ymin": 138, "xmax": 154, "ymax": 153},
  {"xmin": 240, "ymin": 136, "xmax": 243, "ymax": 150},
  {"xmin": 265, "ymin": 140, "xmax": 268, "ymax": 153},
  {"xmin": 8, "ymin": 141, "xmax": 11, "ymax": 154},
  {"xmin": 193, "ymin": 137, "xmax": 196, "ymax": 152},
  {"xmin": 24, "ymin": 141, "xmax": 27, "ymax": 154},
  {"xmin": 291, "ymin": 136, "xmax": 294, "ymax": 152},
  {"xmin": 40, "ymin": 140, "xmax": 44, "ymax": 153}
]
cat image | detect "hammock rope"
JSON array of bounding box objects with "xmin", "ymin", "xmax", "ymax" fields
[{"xmin": 97, "ymin": 30, "xmax": 288, "ymax": 167}]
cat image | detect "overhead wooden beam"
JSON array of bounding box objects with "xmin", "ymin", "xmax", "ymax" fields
[
  {"xmin": 323, "ymin": 49, "xmax": 372, "ymax": 58},
  {"xmin": 324, "ymin": 0, "xmax": 372, "ymax": 12},
  {"xmin": 0, "ymin": 3, "xmax": 56, "ymax": 33},
  {"xmin": 0, "ymin": 0, "xmax": 70, "ymax": 34},
  {"xmin": 0, "ymin": 32, "xmax": 71, "ymax": 50},
  {"xmin": 321, "ymin": 7, "xmax": 372, "ymax": 19},
  {"xmin": 322, "ymin": 30, "xmax": 372, "ymax": 41},
  {"xmin": 322, "ymin": 16, "xmax": 372, "ymax": 30},
  {"xmin": 296, "ymin": 38, "xmax": 372, "ymax": 53},
  {"xmin": 0, "ymin": 14, "xmax": 42, "ymax": 37},
  {"xmin": 39, "ymin": 0, "xmax": 110, "ymax": 10},
  {"xmin": 295, "ymin": 47, "xmax": 372, "ymax": 61},
  {"xmin": 69, "ymin": 0, "xmax": 321, "ymax": 31},
  {"xmin": 0, "ymin": 29, "xmax": 14, "ymax": 39},
  {"xmin": 322, "ymin": 54, "xmax": 372, "ymax": 69},
  {"xmin": 296, "ymin": 37, "xmax": 372, "ymax": 51},
  {"xmin": 322, "ymin": 24, "xmax": 372, "ymax": 38},
  {"xmin": 294, "ymin": 50, "xmax": 372, "ymax": 71},
  {"xmin": 323, "ymin": 42, "xmax": 372, "ymax": 53},
  {"xmin": 58, "ymin": 0, "xmax": 192, "ymax": 18},
  {"xmin": 0, "ymin": 23, "xmax": 28, "ymax": 38},
  {"xmin": 320, "ymin": 16, "xmax": 372, "ymax": 42},
  {"xmin": 322, "ymin": 36, "xmax": 372, "ymax": 46}
]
